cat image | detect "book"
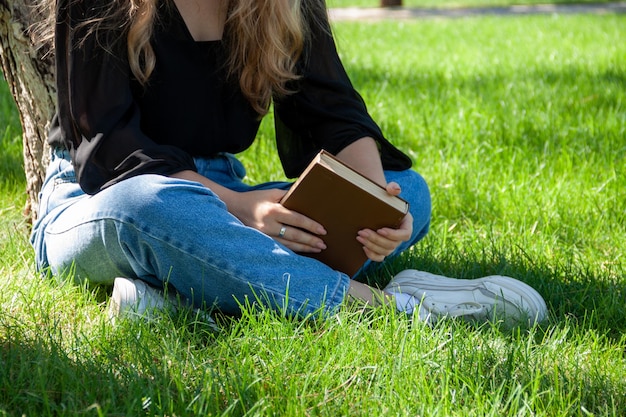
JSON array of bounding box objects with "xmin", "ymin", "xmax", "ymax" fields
[{"xmin": 280, "ymin": 150, "xmax": 409, "ymax": 276}]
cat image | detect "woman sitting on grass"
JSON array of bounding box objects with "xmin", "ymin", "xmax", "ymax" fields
[{"xmin": 31, "ymin": 0, "xmax": 546, "ymax": 326}]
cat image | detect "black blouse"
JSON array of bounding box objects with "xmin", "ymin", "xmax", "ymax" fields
[{"xmin": 49, "ymin": 0, "xmax": 412, "ymax": 194}]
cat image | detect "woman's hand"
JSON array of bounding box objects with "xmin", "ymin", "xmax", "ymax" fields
[
  {"xmin": 229, "ymin": 188, "xmax": 328, "ymax": 254},
  {"xmin": 356, "ymin": 181, "xmax": 413, "ymax": 262}
]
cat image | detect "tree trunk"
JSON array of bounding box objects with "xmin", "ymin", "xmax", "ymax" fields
[
  {"xmin": 0, "ymin": 0, "xmax": 55, "ymax": 224},
  {"xmin": 381, "ymin": 0, "xmax": 403, "ymax": 7}
]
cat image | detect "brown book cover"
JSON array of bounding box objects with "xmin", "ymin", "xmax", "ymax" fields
[{"xmin": 280, "ymin": 150, "xmax": 409, "ymax": 276}]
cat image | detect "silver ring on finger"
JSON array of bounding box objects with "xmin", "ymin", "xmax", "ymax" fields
[{"xmin": 278, "ymin": 225, "xmax": 287, "ymax": 238}]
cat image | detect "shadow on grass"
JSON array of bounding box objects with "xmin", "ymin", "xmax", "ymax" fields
[
  {"xmin": 365, "ymin": 240, "xmax": 626, "ymax": 343},
  {"xmin": 0, "ymin": 132, "xmax": 26, "ymax": 189},
  {"xmin": 0, "ymin": 331, "xmax": 131, "ymax": 414},
  {"xmin": 0, "ymin": 74, "xmax": 26, "ymax": 190},
  {"xmin": 0, "ymin": 311, "xmax": 220, "ymax": 415}
]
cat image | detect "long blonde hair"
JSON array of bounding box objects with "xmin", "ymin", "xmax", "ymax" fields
[{"xmin": 37, "ymin": 0, "xmax": 327, "ymax": 115}]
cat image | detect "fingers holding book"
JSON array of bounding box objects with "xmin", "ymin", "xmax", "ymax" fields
[
  {"xmin": 227, "ymin": 188, "xmax": 327, "ymax": 254},
  {"xmin": 385, "ymin": 181, "xmax": 402, "ymax": 196},
  {"xmin": 357, "ymin": 212, "xmax": 414, "ymax": 262},
  {"xmin": 271, "ymin": 205, "xmax": 328, "ymax": 254},
  {"xmin": 274, "ymin": 222, "xmax": 328, "ymax": 254}
]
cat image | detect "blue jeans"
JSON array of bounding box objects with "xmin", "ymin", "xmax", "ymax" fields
[{"xmin": 30, "ymin": 149, "xmax": 431, "ymax": 317}]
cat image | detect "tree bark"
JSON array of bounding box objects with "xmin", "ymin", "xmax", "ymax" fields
[
  {"xmin": 381, "ymin": 0, "xmax": 403, "ymax": 7},
  {"xmin": 0, "ymin": 0, "xmax": 55, "ymax": 223}
]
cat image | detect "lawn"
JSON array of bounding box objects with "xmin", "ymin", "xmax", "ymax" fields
[
  {"xmin": 1, "ymin": 11, "xmax": 625, "ymax": 417},
  {"xmin": 326, "ymin": 0, "xmax": 618, "ymax": 9}
]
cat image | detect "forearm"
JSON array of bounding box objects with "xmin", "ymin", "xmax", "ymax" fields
[
  {"xmin": 170, "ymin": 169, "xmax": 327, "ymax": 253},
  {"xmin": 335, "ymin": 137, "xmax": 386, "ymax": 186},
  {"xmin": 170, "ymin": 170, "xmax": 241, "ymax": 210}
]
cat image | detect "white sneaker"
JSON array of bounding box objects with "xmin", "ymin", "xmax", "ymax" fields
[
  {"xmin": 108, "ymin": 277, "xmax": 220, "ymax": 330},
  {"xmin": 385, "ymin": 269, "xmax": 547, "ymax": 327},
  {"xmin": 108, "ymin": 277, "xmax": 177, "ymax": 322}
]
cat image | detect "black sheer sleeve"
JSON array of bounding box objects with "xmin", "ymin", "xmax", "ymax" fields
[
  {"xmin": 273, "ymin": 2, "xmax": 412, "ymax": 178},
  {"xmin": 52, "ymin": 0, "xmax": 196, "ymax": 194}
]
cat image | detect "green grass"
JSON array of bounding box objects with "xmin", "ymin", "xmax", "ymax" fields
[
  {"xmin": 327, "ymin": 0, "xmax": 617, "ymax": 9},
  {"xmin": 1, "ymin": 13, "xmax": 626, "ymax": 416}
]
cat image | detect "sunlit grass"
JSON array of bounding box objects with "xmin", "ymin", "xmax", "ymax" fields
[
  {"xmin": 1, "ymin": 13, "xmax": 625, "ymax": 416},
  {"xmin": 327, "ymin": 0, "xmax": 617, "ymax": 8}
]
